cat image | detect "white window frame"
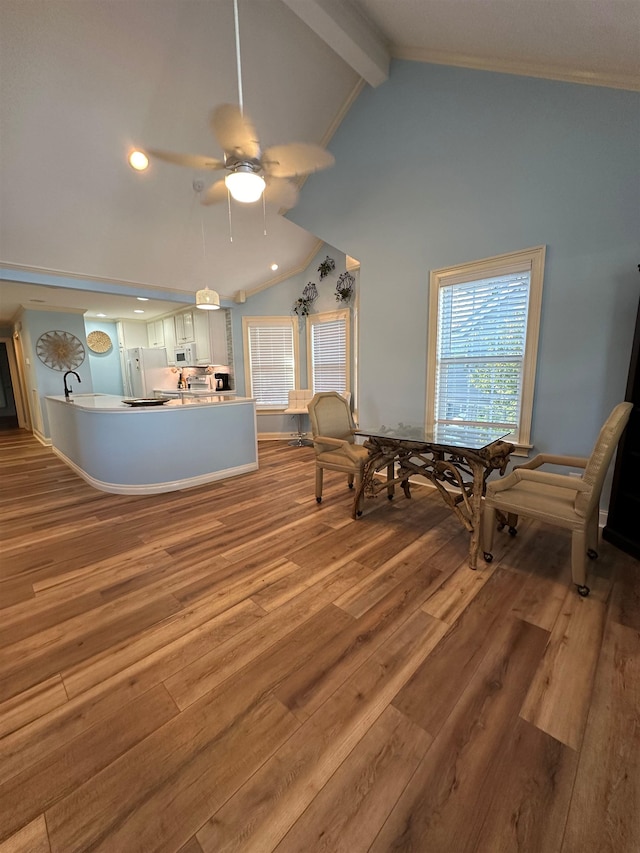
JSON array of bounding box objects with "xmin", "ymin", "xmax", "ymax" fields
[
  {"xmin": 242, "ymin": 315, "xmax": 299, "ymax": 411},
  {"xmin": 426, "ymin": 245, "xmax": 545, "ymax": 455},
  {"xmin": 306, "ymin": 308, "xmax": 351, "ymax": 396}
]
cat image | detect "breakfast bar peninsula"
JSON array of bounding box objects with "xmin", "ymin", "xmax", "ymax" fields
[{"xmin": 45, "ymin": 393, "xmax": 257, "ymax": 494}]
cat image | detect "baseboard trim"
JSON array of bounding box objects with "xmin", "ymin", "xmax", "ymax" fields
[{"xmin": 51, "ymin": 447, "xmax": 258, "ymax": 494}]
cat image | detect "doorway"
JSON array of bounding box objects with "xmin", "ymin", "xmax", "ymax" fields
[{"xmin": 0, "ymin": 342, "xmax": 19, "ymax": 429}]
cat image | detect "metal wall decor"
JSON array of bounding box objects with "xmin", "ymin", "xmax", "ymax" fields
[
  {"xmin": 335, "ymin": 271, "xmax": 355, "ymax": 303},
  {"xmin": 36, "ymin": 330, "xmax": 86, "ymax": 371}
]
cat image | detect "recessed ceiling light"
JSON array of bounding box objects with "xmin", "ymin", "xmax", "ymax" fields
[
  {"xmin": 129, "ymin": 150, "xmax": 149, "ymax": 171},
  {"xmin": 134, "ymin": 309, "xmax": 145, "ymax": 314},
  {"xmin": 270, "ymin": 263, "xmax": 279, "ymax": 271},
  {"xmin": 96, "ymin": 313, "xmax": 107, "ymax": 318},
  {"xmin": 136, "ymin": 297, "xmax": 149, "ymax": 301}
]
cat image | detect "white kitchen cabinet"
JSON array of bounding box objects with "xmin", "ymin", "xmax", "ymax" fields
[
  {"xmin": 174, "ymin": 310, "xmax": 195, "ymax": 344},
  {"xmin": 146, "ymin": 319, "xmax": 165, "ymax": 348},
  {"xmin": 193, "ymin": 310, "xmax": 212, "ymax": 363},
  {"xmin": 163, "ymin": 316, "xmax": 177, "ymax": 364},
  {"xmin": 117, "ymin": 321, "xmax": 147, "ymax": 350},
  {"xmin": 209, "ymin": 309, "xmax": 230, "ymax": 366}
]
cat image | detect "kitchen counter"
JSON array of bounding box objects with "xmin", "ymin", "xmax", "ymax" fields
[
  {"xmin": 49, "ymin": 393, "xmax": 247, "ymax": 410},
  {"xmin": 45, "ymin": 394, "xmax": 258, "ymax": 494},
  {"xmin": 153, "ymin": 388, "xmax": 236, "ymax": 399}
]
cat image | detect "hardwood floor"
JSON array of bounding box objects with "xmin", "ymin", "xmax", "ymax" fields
[{"xmin": 0, "ymin": 429, "xmax": 638, "ymax": 852}]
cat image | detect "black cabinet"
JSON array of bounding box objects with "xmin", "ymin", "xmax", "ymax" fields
[{"xmin": 603, "ymin": 287, "xmax": 640, "ymax": 559}]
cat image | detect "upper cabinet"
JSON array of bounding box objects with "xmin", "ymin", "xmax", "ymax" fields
[
  {"xmin": 163, "ymin": 316, "xmax": 177, "ymax": 365},
  {"xmin": 146, "ymin": 319, "xmax": 165, "ymax": 348},
  {"xmin": 193, "ymin": 310, "xmax": 212, "ymax": 364},
  {"xmin": 209, "ymin": 309, "xmax": 229, "ymax": 366},
  {"xmin": 174, "ymin": 310, "xmax": 195, "ymax": 344},
  {"xmin": 142, "ymin": 307, "xmax": 230, "ymax": 368}
]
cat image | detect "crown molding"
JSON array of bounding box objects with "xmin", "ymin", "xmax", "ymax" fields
[
  {"xmin": 393, "ymin": 46, "xmax": 640, "ymax": 92},
  {"xmin": 321, "ymin": 77, "xmax": 367, "ymax": 149},
  {"xmin": 238, "ymin": 239, "xmax": 324, "ymax": 302}
]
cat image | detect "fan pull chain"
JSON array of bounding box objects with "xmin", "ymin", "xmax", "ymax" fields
[
  {"xmin": 233, "ymin": 0, "xmax": 244, "ymax": 114},
  {"xmin": 262, "ymin": 191, "xmax": 267, "ymax": 236},
  {"xmin": 200, "ymin": 202, "xmax": 207, "ymax": 261},
  {"xmin": 227, "ymin": 189, "xmax": 234, "ymax": 243}
]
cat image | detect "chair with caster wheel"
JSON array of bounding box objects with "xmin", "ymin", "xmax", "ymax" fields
[
  {"xmin": 307, "ymin": 391, "xmax": 369, "ymax": 514},
  {"xmin": 482, "ymin": 402, "xmax": 633, "ymax": 597}
]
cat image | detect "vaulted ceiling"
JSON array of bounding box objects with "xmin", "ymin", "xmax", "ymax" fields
[{"xmin": 1, "ymin": 0, "xmax": 637, "ymax": 322}]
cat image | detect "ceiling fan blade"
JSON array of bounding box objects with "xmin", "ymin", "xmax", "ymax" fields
[
  {"xmin": 147, "ymin": 149, "xmax": 225, "ymax": 171},
  {"xmin": 264, "ymin": 177, "xmax": 299, "ymax": 210},
  {"xmin": 211, "ymin": 104, "xmax": 261, "ymax": 160},
  {"xmin": 262, "ymin": 143, "xmax": 334, "ymax": 178},
  {"xmin": 200, "ymin": 179, "xmax": 228, "ymax": 206}
]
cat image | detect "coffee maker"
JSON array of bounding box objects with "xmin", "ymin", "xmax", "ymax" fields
[{"xmin": 214, "ymin": 372, "xmax": 231, "ymax": 392}]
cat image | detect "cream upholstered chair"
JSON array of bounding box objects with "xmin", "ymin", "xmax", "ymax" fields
[
  {"xmin": 482, "ymin": 402, "xmax": 632, "ymax": 596},
  {"xmin": 284, "ymin": 389, "xmax": 314, "ymax": 446},
  {"xmin": 307, "ymin": 391, "xmax": 369, "ymax": 513}
]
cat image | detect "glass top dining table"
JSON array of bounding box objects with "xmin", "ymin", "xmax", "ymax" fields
[
  {"xmin": 352, "ymin": 421, "xmax": 515, "ymax": 570},
  {"xmin": 355, "ymin": 421, "xmax": 513, "ymax": 451}
]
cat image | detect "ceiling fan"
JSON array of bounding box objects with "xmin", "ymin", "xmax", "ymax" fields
[
  {"xmin": 145, "ymin": 0, "xmax": 334, "ymax": 210},
  {"xmin": 147, "ymin": 103, "xmax": 334, "ymax": 210}
]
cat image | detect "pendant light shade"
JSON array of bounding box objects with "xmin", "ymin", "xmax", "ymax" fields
[
  {"xmin": 225, "ymin": 166, "xmax": 266, "ymax": 203},
  {"xmin": 196, "ymin": 287, "xmax": 221, "ymax": 310}
]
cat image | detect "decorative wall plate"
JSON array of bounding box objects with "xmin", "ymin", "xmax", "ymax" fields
[
  {"xmin": 36, "ymin": 330, "xmax": 86, "ymax": 371},
  {"xmin": 87, "ymin": 330, "xmax": 112, "ymax": 353}
]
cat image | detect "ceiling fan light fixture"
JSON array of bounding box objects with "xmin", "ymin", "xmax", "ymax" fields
[
  {"xmin": 225, "ymin": 166, "xmax": 265, "ymax": 203},
  {"xmin": 196, "ymin": 287, "xmax": 221, "ymax": 310}
]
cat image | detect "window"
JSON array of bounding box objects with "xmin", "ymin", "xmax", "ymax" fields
[
  {"xmin": 427, "ymin": 246, "xmax": 545, "ymax": 453},
  {"xmin": 242, "ymin": 316, "xmax": 298, "ymax": 409},
  {"xmin": 307, "ymin": 309, "xmax": 350, "ymax": 395}
]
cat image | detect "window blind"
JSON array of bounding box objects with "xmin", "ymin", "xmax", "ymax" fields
[
  {"xmin": 310, "ymin": 316, "xmax": 347, "ymax": 393},
  {"xmin": 247, "ymin": 323, "xmax": 295, "ymax": 408},
  {"xmin": 435, "ymin": 271, "xmax": 531, "ymax": 430}
]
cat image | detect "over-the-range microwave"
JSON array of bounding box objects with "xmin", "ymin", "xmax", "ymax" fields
[{"xmin": 174, "ymin": 343, "xmax": 196, "ymax": 365}]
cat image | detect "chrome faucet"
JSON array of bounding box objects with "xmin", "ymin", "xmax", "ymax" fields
[{"xmin": 63, "ymin": 370, "xmax": 81, "ymax": 399}]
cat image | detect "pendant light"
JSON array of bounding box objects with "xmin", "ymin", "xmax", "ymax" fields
[
  {"xmin": 223, "ymin": 0, "xmax": 265, "ymax": 205},
  {"xmin": 195, "ymin": 184, "xmax": 221, "ymax": 310},
  {"xmin": 196, "ymin": 287, "xmax": 220, "ymax": 310}
]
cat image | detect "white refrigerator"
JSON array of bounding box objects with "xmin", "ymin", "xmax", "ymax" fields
[{"xmin": 125, "ymin": 347, "xmax": 170, "ymax": 397}]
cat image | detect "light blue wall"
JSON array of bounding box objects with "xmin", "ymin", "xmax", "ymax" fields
[
  {"xmin": 231, "ymin": 243, "xmax": 350, "ymax": 435},
  {"xmin": 85, "ymin": 319, "xmax": 124, "ymax": 395},
  {"xmin": 20, "ymin": 309, "xmax": 94, "ymax": 437},
  {"xmin": 289, "ymin": 62, "xmax": 640, "ymax": 468}
]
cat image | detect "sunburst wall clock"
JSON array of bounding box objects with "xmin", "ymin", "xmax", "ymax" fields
[{"xmin": 36, "ymin": 330, "xmax": 86, "ymax": 371}]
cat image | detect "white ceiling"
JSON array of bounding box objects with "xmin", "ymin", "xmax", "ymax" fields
[{"xmin": 1, "ymin": 0, "xmax": 637, "ymax": 323}]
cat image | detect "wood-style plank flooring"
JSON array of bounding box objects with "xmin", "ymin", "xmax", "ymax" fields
[{"xmin": 0, "ymin": 429, "xmax": 638, "ymax": 852}]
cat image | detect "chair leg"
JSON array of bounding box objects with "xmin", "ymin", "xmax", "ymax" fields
[
  {"xmin": 571, "ymin": 528, "xmax": 590, "ymax": 596},
  {"xmin": 507, "ymin": 512, "xmax": 519, "ymax": 535},
  {"xmin": 315, "ymin": 466, "xmax": 323, "ymax": 503},
  {"xmin": 354, "ymin": 472, "xmax": 364, "ymax": 516},
  {"xmin": 482, "ymin": 504, "xmax": 496, "ymax": 561},
  {"xmin": 347, "ymin": 473, "xmax": 355, "ymax": 490}
]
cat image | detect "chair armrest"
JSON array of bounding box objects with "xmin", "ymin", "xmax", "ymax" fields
[
  {"xmin": 489, "ymin": 467, "xmax": 590, "ymax": 494},
  {"xmin": 314, "ymin": 434, "xmax": 365, "ymax": 463},
  {"xmin": 314, "ymin": 434, "xmax": 349, "ymax": 449},
  {"xmin": 515, "ymin": 453, "xmax": 589, "ymax": 471}
]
